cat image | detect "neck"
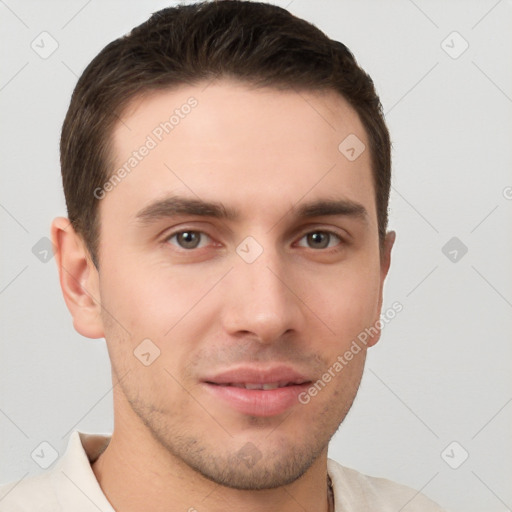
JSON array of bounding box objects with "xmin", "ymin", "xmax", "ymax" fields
[{"xmin": 91, "ymin": 406, "xmax": 331, "ymax": 512}]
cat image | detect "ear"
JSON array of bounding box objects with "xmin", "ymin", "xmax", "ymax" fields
[
  {"xmin": 51, "ymin": 217, "xmax": 105, "ymax": 339},
  {"xmin": 367, "ymin": 230, "xmax": 396, "ymax": 347}
]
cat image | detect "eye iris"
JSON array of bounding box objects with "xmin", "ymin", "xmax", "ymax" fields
[
  {"xmin": 307, "ymin": 232, "xmax": 329, "ymax": 249},
  {"xmin": 177, "ymin": 231, "xmax": 200, "ymax": 249}
]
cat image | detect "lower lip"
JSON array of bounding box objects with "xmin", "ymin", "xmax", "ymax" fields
[{"xmin": 202, "ymin": 383, "xmax": 310, "ymax": 417}]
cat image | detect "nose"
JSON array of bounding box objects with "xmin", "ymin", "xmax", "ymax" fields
[{"xmin": 220, "ymin": 245, "xmax": 305, "ymax": 344}]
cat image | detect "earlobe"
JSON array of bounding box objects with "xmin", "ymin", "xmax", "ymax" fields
[{"xmin": 51, "ymin": 217, "xmax": 105, "ymax": 339}]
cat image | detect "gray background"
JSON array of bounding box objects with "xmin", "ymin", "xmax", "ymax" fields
[{"xmin": 1, "ymin": 1, "xmax": 511, "ymax": 510}]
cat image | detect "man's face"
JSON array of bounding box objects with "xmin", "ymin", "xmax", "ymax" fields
[{"xmin": 93, "ymin": 81, "xmax": 392, "ymax": 489}]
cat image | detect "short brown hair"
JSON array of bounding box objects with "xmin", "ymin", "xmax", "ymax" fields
[{"xmin": 61, "ymin": 1, "xmax": 391, "ymax": 267}]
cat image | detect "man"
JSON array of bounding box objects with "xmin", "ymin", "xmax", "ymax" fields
[{"xmin": 0, "ymin": 1, "xmax": 445, "ymax": 510}]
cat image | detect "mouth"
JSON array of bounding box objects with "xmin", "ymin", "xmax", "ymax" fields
[
  {"xmin": 206, "ymin": 380, "xmax": 309, "ymax": 390},
  {"xmin": 201, "ymin": 366, "xmax": 313, "ymax": 417}
]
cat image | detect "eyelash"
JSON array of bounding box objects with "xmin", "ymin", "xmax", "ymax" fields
[{"xmin": 164, "ymin": 228, "xmax": 346, "ymax": 252}]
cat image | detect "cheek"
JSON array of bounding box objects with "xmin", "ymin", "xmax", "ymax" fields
[
  {"xmin": 301, "ymin": 258, "xmax": 382, "ymax": 342},
  {"xmin": 97, "ymin": 255, "xmax": 228, "ymax": 383},
  {"xmin": 98, "ymin": 253, "xmax": 217, "ymax": 337}
]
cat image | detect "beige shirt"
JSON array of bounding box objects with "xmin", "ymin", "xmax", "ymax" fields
[{"xmin": 0, "ymin": 431, "xmax": 446, "ymax": 511}]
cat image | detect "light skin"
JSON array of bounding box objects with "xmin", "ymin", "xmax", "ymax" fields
[{"xmin": 52, "ymin": 80, "xmax": 395, "ymax": 512}]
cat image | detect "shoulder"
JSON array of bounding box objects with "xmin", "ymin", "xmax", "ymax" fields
[
  {"xmin": 0, "ymin": 431, "xmax": 113, "ymax": 512},
  {"xmin": 0, "ymin": 471, "xmax": 60, "ymax": 511},
  {"xmin": 327, "ymin": 459, "xmax": 447, "ymax": 511}
]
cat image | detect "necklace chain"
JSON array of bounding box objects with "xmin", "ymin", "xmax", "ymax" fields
[{"xmin": 327, "ymin": 474, "xmax": 334, "ymax": 512}]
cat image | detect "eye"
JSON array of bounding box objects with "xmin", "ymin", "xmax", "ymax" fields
[
  {"xmin": 166, "ymin": 230, "xmax": 211, "ymax": 250},
  {"xmin": 296, "ymin": 231, "xmax": 342, "ymax": 250}
]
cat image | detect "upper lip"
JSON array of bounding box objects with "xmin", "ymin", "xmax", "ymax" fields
[{"xmin": 202, "ymin": 365, "xmax": 312, "ymax": 386}]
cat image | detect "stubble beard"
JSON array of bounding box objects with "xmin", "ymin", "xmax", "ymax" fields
[{"xmin": 121, "ymin": 378, "xmax": 360, "ymax": 491}]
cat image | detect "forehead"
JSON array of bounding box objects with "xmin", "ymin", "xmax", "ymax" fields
[{"xmin": 104, "ymin": 80, "xmax": 375, "ymax": 225}]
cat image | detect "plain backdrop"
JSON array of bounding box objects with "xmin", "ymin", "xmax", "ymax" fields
[{"xmin": 1, "ymin": 1, "xmax": 511, "ymax": 511}]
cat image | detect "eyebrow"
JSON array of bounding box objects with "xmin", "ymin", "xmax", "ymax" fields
[
  {"xmin": 135, "ymin": 197, "xmax": 237, "ymax": 224},
  {"xmin": 135, "ymin": 196, "xmax": 368, "ymax": 225}
]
